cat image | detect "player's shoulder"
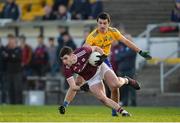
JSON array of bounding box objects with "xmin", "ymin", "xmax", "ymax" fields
[
  {"xmin": 88, "ymin": 29, "xmax": 98, "ymax": 38},
  {"xmin": 108, "ymin": 27, "xmax": 119, "ymax": 32},
  {"xmin": 75, "ymin": 46, "xmax": 92, "ymax": 54}
]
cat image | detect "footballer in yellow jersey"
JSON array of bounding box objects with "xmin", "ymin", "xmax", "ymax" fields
[
  {"xmin": 86, "ymin": 27, "xmax": 123, "ymax": 56},
  {"xmin": 84, "ymin": 12, "xmax": 152, "ymax": 116}
]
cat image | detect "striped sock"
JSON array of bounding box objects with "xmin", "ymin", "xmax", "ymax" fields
[
  {"xmin": 116, "ymin": 107, "xmax": 124, "ymax": 113},
  {"xmin": 63, "ymin": 101, "xmax": 69, "ymax": 107}
]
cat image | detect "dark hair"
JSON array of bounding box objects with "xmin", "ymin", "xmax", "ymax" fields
[
  {"xmin": 19, "ymin": 35, "xmax": 26, "ymax": 41},
  {"xmin": 38, "ymin": 35, "xmax": 44, "ymax": 39},
  {"xmin": 96, "ymin": 12, "xmax": 111, "ymax": 23},
  {"xmin": 48, "ymin": 37, "xmax": 54, "ymax": 41},
  {"xmin": 61, "ymin": 31, "xmax": 69, "ymax": 36},
  {"xmin": 59, "ymin": 46, "xmax": 73, "ymax": 57},
  {"xmin": 7, "ymin": 33, "xmax": 15, "ymax": 38}
]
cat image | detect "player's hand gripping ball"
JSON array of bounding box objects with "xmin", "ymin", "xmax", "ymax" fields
[{"xmin": 88, "ymin": 52, "xmax": 101, "ymax": 66}]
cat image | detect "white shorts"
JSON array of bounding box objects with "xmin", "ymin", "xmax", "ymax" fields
[{"xmin": 86, "ymin": 63, "xmax": 113, "ymax": 87}]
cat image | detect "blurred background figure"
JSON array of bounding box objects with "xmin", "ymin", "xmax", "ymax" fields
[
  {"xmin": 81, "ymin": 26, "xmax": 92, "ymax": 45},
  {"xmin": 57, "ymin": 26, "xmax": 68, "ymax": 58},
  {"xmin": 31, "ymin": 35, "xmax": 49, "ymax": 90},
  {"xmin": 2, "ymin": 34, "xmax": 23, "ymax": 104},
  {"xmin": 47, "ymin": 37, "xmax": 59, "ymax": 76},
  {"xmin": 171, "ymin": 0, "xmax": 180, "ymax": 22},
  {"xmin": 58, "ymin": 31, "xmax": 77, "ymax": 89},
  {"xmin": 56, "ymin": 26, "xmax": 69, "ymax": 72},
  {"xmin": 53, "ymin": 0, "xmax": 69, "ymax": 12},
  {"xmin": 111, "ymin": 26, "xmax": 137, "ymax": 106},
  {"xmin": 19, "ymin": 35, "xmax": 33, "ymax": 90},
  {"xmin": 70, "ymin": 0, "xmax": 92, "ymax": 20},
  {"xmin": 42, "ymin": 5, "xmax": 56, "ymax": 20},
  {"xmin": 0, "ymin": 38, "xmax": 7, "ymax": 104},
  {"xmin": 90, "ymin": 0, "xmax": 103, "ymax": 19},
  {"xmin": 56, "ymin": 4, "xmax": 71, "ymax": 20},
  {"xmin": 0, "ymin": 0, "xmax": 20, "ymax": 21}
]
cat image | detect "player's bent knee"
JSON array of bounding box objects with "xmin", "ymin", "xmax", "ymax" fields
[
  {"xmin": 109, "ymin": 83, "xmax": 119, "ymax": 90},
  {"xmin": 76, "ymin": 81, "xmax": 83, "ymax": 86}
]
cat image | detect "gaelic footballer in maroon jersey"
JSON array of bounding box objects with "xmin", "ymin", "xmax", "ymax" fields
[
  {"xmin": 63, "ymin": 46, "xmax": 98, "ymax": 81},
  {"xmin": 58, "ymin": 46, "xmax": 138, "ymax": 116}
]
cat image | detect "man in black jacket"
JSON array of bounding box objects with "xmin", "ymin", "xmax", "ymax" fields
[
  {"xmin": 1, "ymin": 0, "xmax": 20, "ymax": 21},
  {"xmin": 2, "ymin": 34, "xmax": 23, "ymax": 104},
  {"xmin": 0, "ymin": 38, "xmax": 7, "ymax": 104}
]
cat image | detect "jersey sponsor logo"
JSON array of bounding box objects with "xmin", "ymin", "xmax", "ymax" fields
[
  {"xmin": 76, "ymin": 50, "xmax": 86, "ymax": 58},
  {"xmin": 82, "ymin": 58, "xmax": 85, "ymax": 62},
  {"xmin": 104, "ymin": 36, "xmax": 113, "ymax": 42},
  {"xmin": 65, "ymin": 65, "xmax": 70, "ymax": 69}
]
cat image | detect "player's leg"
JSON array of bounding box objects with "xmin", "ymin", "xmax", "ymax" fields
[
  {"xmin": 89, "ymin": 82, "xmax": 131, "ymax": 117},
  {"xmin": 110, "ymin": 87, "xmax": 119, "ymax": 116},
  {"xmin": 101, "ymin": 63, "xmax": 140, "ymax": 90},
  {"xmin": 104, "ymin": 59, "xmax": 119, "ymax": 116}
]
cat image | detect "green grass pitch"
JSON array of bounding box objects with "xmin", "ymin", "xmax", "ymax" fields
[{"xmin": 0, "ymin": 105, "xmax": 180, "ymax": 122}]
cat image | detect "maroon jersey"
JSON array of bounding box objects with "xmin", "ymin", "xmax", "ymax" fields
[{"xmin": 64, "ymin": 47, "xmax": 98, "ymax": 80}]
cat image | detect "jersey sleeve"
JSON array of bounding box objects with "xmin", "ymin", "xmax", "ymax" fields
[
  {"xmin": 82, "ymin": 46, "xmax": 92, "ymax": 55},
  {"xmin": 112, "ymin": 28, "xmax": 123, "ymax": 41},
  {"xmin": 64, "ymin": 65, "xmax": 73, "ymax": 79},
  {"xmin": 85, "ymin": 34, "xmax": 94, "ymax": 45}
]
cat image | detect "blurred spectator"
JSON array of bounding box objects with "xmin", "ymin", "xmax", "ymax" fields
[
  {"xmin": 111, "ymin": 28, "xmax": 137, "ymax": 106},
  {"xmin": 0, "ymin": 38, "xmax": 7, "ymax": 104},
  {"xmin": 32, "ymin": 35, "xmax": 49, "ymax": 90},
  {"xmin": 90, "ymin": 0, "xmax": 103, "ymax": 19},
  {"xmin": 56, "ymin": 4, "xmax": 71, "ymax": 20},
  {"xmin": 61, "ymin": 31, "xmax": 77, "ymax": 50},
  {"xmin": 2, "ymin": 34, "xmax": 23, "ymax": 104},
  {"xmin": 171, "ymin": 0, "xmax": 180, "ymax": 22},
  {"xmin": 1, "ymin": 0, "xmax": 20, "ymax": 21},
  {"xmin": 81, "ymin": 27, "xmax": 91, "ymax": 45},
  {"xmin": 70, "ymin": 0, "xmax": 92, "ymax": 20},
  {"xmin": 57, "ymin": 26, "xmax": 68, "ymax": 60},
  {"xmin": 47, "ymin": 37, "xmax": 59, "ymax": 76},
  {"xmin": 19, "ymin": 35, "xmax": 33, "ymax": 89},
  {"xmin": 159, "ymin": 0, "xmax": 180, "ymax": 33},
  {"xmin": 57, "ymin": 31, "xmax": 76, "ymax": 89},
  {"xmin": 42, "ymin": 5, "xmax": 56, "ymax": 20},
  {"xmin": 57, "ymin": 31, "xmax": 77, "ymax": 65},
  {"xmin": 53, "ymin": 0, "xmax": 69, "ymax": 12}
]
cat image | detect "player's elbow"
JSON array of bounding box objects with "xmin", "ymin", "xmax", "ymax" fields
[{"xmin": 69, "ymin": 86, "xmax": 79, "ymax": 91}]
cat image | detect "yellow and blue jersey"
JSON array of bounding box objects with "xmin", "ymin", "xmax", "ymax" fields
[{"xmin": 86, "ymin": 27, "xmax": 123, "ymax": 56}]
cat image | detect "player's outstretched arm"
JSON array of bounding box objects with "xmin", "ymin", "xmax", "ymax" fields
[
  {"xmin": 120, "ymin": 35, "xmax": 152, "ymax": 60},
  {"xmin": 67, "ymin": 77, "xmax": 80, "ymax": 91},
  {"xmin": 138, "ymin": 50, "xmax": 152, "ymax": 60}
]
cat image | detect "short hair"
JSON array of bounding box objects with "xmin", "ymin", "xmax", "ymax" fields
[
  {"xmin": 48, "ymin": 37, "xmax": 54, "ymax": 41},
  {"xmin": 19, "ymin": 35, "xmax": 26, "ymax": 41},
  {"xmin": 38, "ymin": 35, "xmax": 44, "ymax": 39},
  {"xmin": 96, "ymin": 12, "xmax": 111, "ymax": 23},
  {"xmin": 7, "ymin": 33, "xmax": 15, "ymax": 38},
  {"xmin": 61, "ymin": 31, "xmax": 69, "ymax": 36},
  {"xmin": 59, "ymin": 46, "xmax": 73, "ymax": 57}
]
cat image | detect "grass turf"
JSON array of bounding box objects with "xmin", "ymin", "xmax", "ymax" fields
[{"xmin": 0, "ymin": 105, "xmax": 180, "ymax": 122}]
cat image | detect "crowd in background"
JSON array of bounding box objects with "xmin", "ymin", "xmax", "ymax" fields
[
  {"xmin": 0, "ymin": 25, "xmax": 92, "ymax": 104},
  {"xmin": 0, "ymin": 23, "xmax": 138, "ymax": 106},
  {"xmin": 0, "ymin": 0, "xmax": 146, "ymax": 106},
  {"xmin": 0, "ymin": 0, "xmax": 103, "ymax": 21}
]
